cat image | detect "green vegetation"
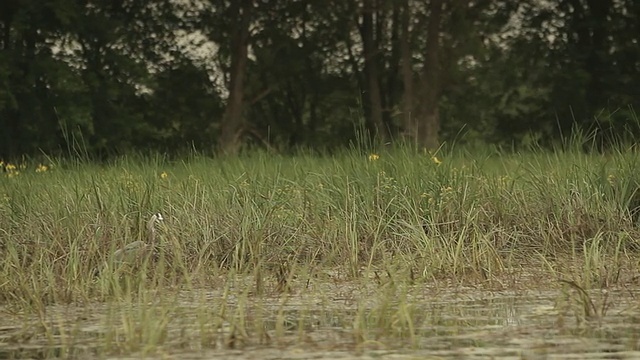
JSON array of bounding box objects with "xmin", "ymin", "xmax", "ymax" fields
[
  {"xmin": 1, "ymin": 145, "xmax": 640, "ymax": 357},
  {"xmin": 2, "ymin": 1, "xmax": 639, "ymax": 157}
]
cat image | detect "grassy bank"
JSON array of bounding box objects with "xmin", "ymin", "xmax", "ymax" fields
[{"xmin": 1, "ymin": 146, "xmax": 639, "ymax": 357}]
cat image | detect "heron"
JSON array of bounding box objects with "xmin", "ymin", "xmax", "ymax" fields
[{"xmin": 94, "ymin": 212, "xmax": 164, "ymax": 276}]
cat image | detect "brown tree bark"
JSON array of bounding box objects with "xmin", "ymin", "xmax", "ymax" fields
[
  {"xmin": 360, "ymin": 0, "xmax": 387, "ymax": 142},
  {"xmin": 400, "ymin": 0, "xmax": 414, "ymax": 144},
  {"xmin": 415, "ymin": 0, "xmax": 443, "ymax": 150},
  {"xmin": 218, "ymin": 0, "xmax": 252, "ymax": 155}
]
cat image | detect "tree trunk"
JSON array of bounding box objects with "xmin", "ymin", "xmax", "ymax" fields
[
  {"xmin": 360, "ymin": 0, "xmax": 387, "ymax": 142},
  {"xmin": 218, "ymin": 0, "xmax": 251, "ymax": 155},
  {"xmin": 384, "ymin": 0, "xmax": 401, "ymax": 135},
  {"xmin": 400, "ymin": 0, "xmax": 414, "ymax": 144},
  {"xmin": 415, "ymin": 0, "xmax": 443, "ymax": 150},
  {"xmin": 583, "ymin": 0, "xmax": 611, "ymax": 114}
]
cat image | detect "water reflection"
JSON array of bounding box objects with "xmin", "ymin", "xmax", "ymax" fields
[{"xmin": 1, "ymin": 287, "xmax": 640, "ymax": 359}]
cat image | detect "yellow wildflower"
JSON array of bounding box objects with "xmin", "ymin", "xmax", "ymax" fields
[
  {"xmin": 431, "ymin": 156, "xmax": 442, "ymax": 165},
  {"xmin": 160, "ymin": 171, "xmax": 168, "ymax": 179},
  {"xmin": 5, "ymin": 163, "xmax": 16, "ymax": 171},
  {"xmin": 36, "ymin": 164, "xmax": 48, "ymax": 173},
  {"xmin": 441, "ymin": 186, "xmax": 453, "ymax": 193},
  {"xmin": 607, "ymin": 174, "xmax": 615, "ymax": 185},
  {"xmin": 368, "ymin": 153, "xmax": 380, "ymax": 161}
]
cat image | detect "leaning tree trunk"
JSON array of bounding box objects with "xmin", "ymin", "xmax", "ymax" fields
[
  {"xmin": 218, "ymin": 0, "xmax": 251, "ymax": 155},
  {"xmin": 415, "ymin": 0, "xmax": 443, "ymax": 150}
]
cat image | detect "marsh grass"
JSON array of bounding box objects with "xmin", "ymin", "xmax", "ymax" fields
[{"xmin": 2, "ymin": 143, "xmax": 640, "ymax": 357}]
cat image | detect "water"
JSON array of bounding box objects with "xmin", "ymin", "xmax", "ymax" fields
[{"xmin": 1, "ymin": 281, "xmax": 639, "ymax": 359}]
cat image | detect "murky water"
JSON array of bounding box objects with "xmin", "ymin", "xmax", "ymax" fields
[{"xmin": 1, "ymin": 281, "xmax": 640, "ymax": 359}]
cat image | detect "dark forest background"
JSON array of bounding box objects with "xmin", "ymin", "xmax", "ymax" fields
[{"xmin": 1, "ymin": 0, "xmax": 639, "ymax": 158}]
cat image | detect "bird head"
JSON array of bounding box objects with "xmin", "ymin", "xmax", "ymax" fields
[
  {"xmin": 152, "ymin": 212, "xmax": 164, "ymax": 223},
  {"xmin": 147, "ymin": 212, "xmax": 164, "ymax": 243}
]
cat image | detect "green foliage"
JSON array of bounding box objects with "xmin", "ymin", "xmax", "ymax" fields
[{"xmin": 0, "ymin": 0, "xmax": 638, "ymax": 158}]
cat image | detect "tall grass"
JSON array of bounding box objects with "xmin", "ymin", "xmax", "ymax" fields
[{"xmin": 1, "ymin": 142, "xmax": 639, "ymax": 356}]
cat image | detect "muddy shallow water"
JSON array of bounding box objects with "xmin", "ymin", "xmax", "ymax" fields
[{"xmin": 2, "ymin": 279, "xmax": 640, "ymax": 359}]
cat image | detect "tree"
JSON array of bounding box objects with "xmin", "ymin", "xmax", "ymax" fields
[
  {"xmin": 359, "ymin": 0, "xmax": 387, "ymax": 141},
  {"xmin": 481, "ymin": 0, "xmax": 640, "ymax": 145},
  {"xmin": 0, "ymin": 0, "xmax": 88, "ymax": 158},
  {"xmin": 1, "ymin": 0, "xmax": 638, "ymax": 157},
  {"xmin": 218, "ymin": 0, "xmax": 253, "ymax": 154},
  {"xmin": 414, "ymin": 0, "xmax": 443, "ymax": 149},
  {"xmin": 400, "ymin": 0, "xmax": 414, "ymax": 140}
]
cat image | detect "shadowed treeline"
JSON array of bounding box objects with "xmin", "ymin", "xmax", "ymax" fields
[{"xmin": 1, "ymin": 0, "xmax": 638, "ymax": 158}]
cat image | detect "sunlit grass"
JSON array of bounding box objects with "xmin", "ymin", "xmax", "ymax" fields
[{"xmin": 1, "ymin": 144, "xmax": 640, "ymax": 357}]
